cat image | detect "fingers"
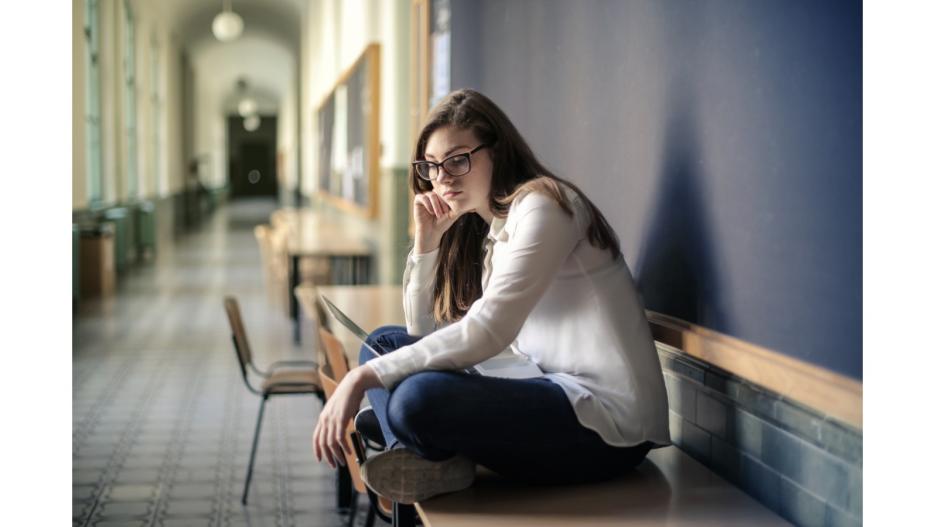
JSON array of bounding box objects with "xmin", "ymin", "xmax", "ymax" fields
[
  {"xmin": 322, "ymin": 426, "xmax": 339, "ymax": 469},
  {"xmin": 330, "ymin": 426, "xmax": 348, "ymax": 467},
  {"xmin": 415, "ymin": 192, "xmax": 450, "ymax": 220},
  {"xmin": 313, "ymin": 408, "xmax": 335, "ymax": 469},
  {"xmin": 313, "ymin": 420, "xmax": 333, "ymax": 469},
  {"xmin": 322, "ymin": 423, "xmax": 336, "ymax": 468},
  {"xmin": 313, "ymin": 410, "xmax": 350, "ymax": 470},
  {"xmin": 430, "ymin": 192, "xmax": 451, "ymax": 216},
  {"xmin": 331, "ymin": 424, "xmax": 348, "ymax": 467},
  {"xmin": 425, "ymin": 192, "xmax": 442, "ymax": 217},
  {"xmin": 432, "ymin": 192, "xmax": 451, "ymax": 218},
  {"xmin": 312, "ymin": 422, "xmax": 320, "ymax": 461},
  {"xmin": 413, "ymin": 194, "xmax": 434, "ymax": 220}
]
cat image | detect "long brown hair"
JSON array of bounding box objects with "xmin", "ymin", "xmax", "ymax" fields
[{"xmin": 411, "ymin": 89, "xmax": 621, "ymax": 323}]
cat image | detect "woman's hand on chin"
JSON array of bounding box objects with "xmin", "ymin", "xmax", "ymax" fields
[{"xmin": 413, "ymin": 191, "xmax": 464, "ymax": 253}]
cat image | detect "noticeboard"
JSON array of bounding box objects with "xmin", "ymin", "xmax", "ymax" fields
[{"xmin": 316, "ymin": 43, "xmax": 381, "ymax": 217}]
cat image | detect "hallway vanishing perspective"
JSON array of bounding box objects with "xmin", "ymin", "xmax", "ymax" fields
[
  {"xmin": 65, "ymin": 0, "xmax": 869, "ymax": 525},
  {"xmin": 73, "ymin": 199, "xmax": 370, "ymax": 527}
]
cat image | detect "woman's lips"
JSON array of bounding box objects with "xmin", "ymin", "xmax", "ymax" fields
[{"xmin": 443, "ymin": 191, "xmax": 462, "ymax": 198}]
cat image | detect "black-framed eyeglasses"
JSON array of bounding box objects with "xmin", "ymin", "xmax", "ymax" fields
[{"xmin": 412, "ymin": 144, "xmax": 489, "ymax": 181}]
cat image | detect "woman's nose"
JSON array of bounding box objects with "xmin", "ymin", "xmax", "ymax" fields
[{"xmin": 435, "ymin": 167, "xmax": 455, "ymax": 183}]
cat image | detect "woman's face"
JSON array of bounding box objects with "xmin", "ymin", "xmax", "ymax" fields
[{"xmin": 423, "ymin": 126, "xmax": 494, "ymax": 222}]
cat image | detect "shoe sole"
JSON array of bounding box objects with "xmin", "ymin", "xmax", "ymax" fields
[{"xmin": 360, "ymin": 449, "xmax": 475, "ymax": 504}]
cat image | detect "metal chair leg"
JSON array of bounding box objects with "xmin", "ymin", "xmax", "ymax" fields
[
  {"xmin": 242, "ymin": 395, "xmax": 268, "ymax": 505},
  {"xmin": 345, "ymin": 489, "xmax": 359, "ymax": 527},
  {"xmin": 336, "ymin": 464, "xmax": 354, "ymax": 512}
]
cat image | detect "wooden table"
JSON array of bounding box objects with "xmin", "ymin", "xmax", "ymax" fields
[
  {"xmin": 294, "ymin": 285, "xmax": 403, "ymax": 367},
  {"xmin": 278, "ymin": 210, "xmax": 375, "ymax": 344}
]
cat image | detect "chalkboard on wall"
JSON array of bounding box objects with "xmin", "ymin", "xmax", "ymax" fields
[{"xmin": 316, "ymin": 43, "xmax": 381, "ymax": 217}]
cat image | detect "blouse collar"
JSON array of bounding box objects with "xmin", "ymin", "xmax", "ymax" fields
[{"xmin": 486, "ymin": 215, "xmax": 509, "ymax": 243}]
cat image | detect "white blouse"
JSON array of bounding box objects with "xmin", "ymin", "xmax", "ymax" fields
[{"xmin": 366, "ymin": 185, "xmax": 672, "ymax": 448}]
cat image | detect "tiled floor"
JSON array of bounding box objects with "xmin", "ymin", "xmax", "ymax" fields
[{"xmin": 73, "ymin": 199, "xmax": 379, "ymax": 527}]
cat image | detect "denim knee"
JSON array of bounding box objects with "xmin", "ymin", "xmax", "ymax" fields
[
  {"xmin": 359, "ymin": 324, "xmax": 407, "ymax": 365},
  {"xmin": 386, "ymin": 372, "xmax": 452, "ymax": 451}
]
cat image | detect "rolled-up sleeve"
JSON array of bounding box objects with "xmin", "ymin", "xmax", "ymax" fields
[
  {"xmin": 402, "ymin": 248, "xmax": 439, "ymax": 336},
  {"xmin": 367, "ymin": 193, "xmax": 582, "ymax": 389}
]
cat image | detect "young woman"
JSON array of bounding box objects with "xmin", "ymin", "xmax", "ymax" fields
[{"xmin": 312, "ymin": 89, "xmax": 670, "ymax": 504}]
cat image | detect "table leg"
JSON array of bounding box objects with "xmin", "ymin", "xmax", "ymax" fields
[
  {"xmin": 290, "ymin": 254, "xmax": 301, "ymax": 344},
  {"xmin": 350, "ymin": 255, "xmax": 368, "ymax": 285}
]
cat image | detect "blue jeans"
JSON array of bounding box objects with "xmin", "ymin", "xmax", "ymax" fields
[{"xmin": 360, "ymin": 325, "xmax": 651, "ymax": 484}]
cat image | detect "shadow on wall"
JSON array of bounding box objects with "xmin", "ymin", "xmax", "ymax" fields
[{"xmin": 634, "ymin": 91, "xmax": 726, "ymax": 330}]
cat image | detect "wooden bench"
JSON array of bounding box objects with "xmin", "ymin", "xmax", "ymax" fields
[
  {"xmin": 415, "ymin": 447, "xmax": 789, "ymax": 526},
  {"xmin": 299, "ymin": 284, "xmax": 790, "ymax": 526}
]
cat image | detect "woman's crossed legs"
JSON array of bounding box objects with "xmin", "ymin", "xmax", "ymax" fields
[{"xmin": 359, "ymin": 325, "xmax": 649, "ymax": 484}]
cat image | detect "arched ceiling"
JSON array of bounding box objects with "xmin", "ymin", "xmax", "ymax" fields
[
  {"xmin": 192, "ymin": 35, "xmax": 293, "ymax": 115},
  {"xmin": 147, "ymin": 0, "xmax": 305, "ymax": 52},
  {"xmin": 140, "ymin": 0, "xmax": 305, "ymax": 112}
]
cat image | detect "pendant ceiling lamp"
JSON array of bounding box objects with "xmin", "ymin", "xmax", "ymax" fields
[
  {"xmin": 243, "ymin": 114, "xmax": 261, "ymax": 132},
  {"xmin": 235, "ymin": 78, "xmax": 260, "ymax": 131},
  {"xmin": 212, "ymin": 0, "xmax": 243, "ymax": 42},
  {"xmin": 237, "ymin": 98, "xmax": 257, "ymax": 117}
]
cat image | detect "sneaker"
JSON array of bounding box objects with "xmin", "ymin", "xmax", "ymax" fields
[
  {"xmin": 354, "ymin": 407, "xmax": 386, "ymax": 449},
  {"xmin": 359, "ymin": 448, "xmax": 476, "ymax": 504}
]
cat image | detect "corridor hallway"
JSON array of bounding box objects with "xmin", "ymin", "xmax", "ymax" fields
[{"xmin": 73, "ymin": 199, "xmax": 368, "ymax": 527}]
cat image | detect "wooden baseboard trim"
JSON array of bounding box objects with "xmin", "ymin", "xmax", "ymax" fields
[{"xmin": 647, "ymin": 311, "xmax": 862, "ymax": 430}]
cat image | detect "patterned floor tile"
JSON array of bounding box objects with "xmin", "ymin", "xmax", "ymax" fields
[{"xmin": 73, "ymin": 201, "xmax": 390, "ymax": 527}]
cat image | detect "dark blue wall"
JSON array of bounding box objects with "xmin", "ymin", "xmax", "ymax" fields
[{"xmin": 450, "ymin": 0, "xmax": 862, "ymax": 379}]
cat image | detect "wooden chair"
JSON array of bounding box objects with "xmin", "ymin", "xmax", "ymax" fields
[
  {"xmin": 318, "ymin": 328, "xmax": 394, "ymax": 527},
  {"xmin": 318, "ymin": 327, "xmax": 351, "ymax": 381},
  {"xmin": 269, "ymin": 209, "xmax": 332, "ymax": 300},
  {"xmin": 302, "ymin": 289, "xmax": 332, "ymax": 376},
  {"xmin": 223, "ymin": 296, "xmax": 324, "ymax": 505},
  {"xmin": 267, "ymin": 225, "xmax": 292, "ymax": 315},
  {"xmin": 270, "ymin": 207, "xmax": 295, "ymax": 231},
  {"xmin": 253, "ymin": 224, "xmax": 279, "ymax": 306}
]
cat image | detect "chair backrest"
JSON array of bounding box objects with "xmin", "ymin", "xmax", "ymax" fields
[
  {"xmin": 318, "ymin": 328, "xmax": 350, "ymax": 381},
  {"xmin": 223, "ymin": 296, "xmax": 254, "ymax": 384},
  {"xmin": 253, "ymin": 225, "xmax": 274, "ymax": 299},
  {"xmin": 304, "ymin": 290, "xmax": 331, "ymax": 370},
  {"xmin": 268, "ymin": 225, "xmax": 289, "ymax": 269},
  {"xmin": 253, "ymin": 224, "xmax": 271, "ymax": 257},
  {"xmin": 319, "ymin": 364, "xmax": 367, "ymax": 494},
  {"xmin": 313, "ymin": 295, "xmax": 331, "ymax": 332},
  {"xmin": 270, "ymin": 208, "xmax": 294, "ymax": 231},
  {"xmin": 268, "ymin": 227, "xmax": 291, "ymax": 313}
]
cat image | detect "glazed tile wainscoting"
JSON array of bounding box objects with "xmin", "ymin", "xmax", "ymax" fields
[{"xmin": 659, "ymin": 344, "xmax": 862, "ymax": 526}]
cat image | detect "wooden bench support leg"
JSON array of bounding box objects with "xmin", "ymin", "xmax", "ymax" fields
[{"xmin": 393, "ymin": 502, "xmax": 417, "ymax": 527}]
